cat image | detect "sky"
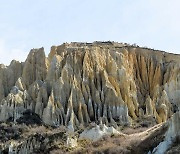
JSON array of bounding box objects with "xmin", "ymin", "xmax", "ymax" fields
[{"xmin": 0, "ymin": 0, "xmax": 180, "ymax": 65}]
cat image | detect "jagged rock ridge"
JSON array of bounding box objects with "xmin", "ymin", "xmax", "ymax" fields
[{"xmin": 0, "ymin": 41, "xmax": 179, "ymax": 130}]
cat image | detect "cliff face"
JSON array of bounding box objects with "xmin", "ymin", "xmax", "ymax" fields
[{"xmin": 0, "ymin": 42, "xmax": 179, "ymax": 129}]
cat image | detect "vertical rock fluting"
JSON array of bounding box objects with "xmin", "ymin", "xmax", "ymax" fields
[{"xmin": 0, "ymin": 42, "xmax": 179, "ymax": 128}]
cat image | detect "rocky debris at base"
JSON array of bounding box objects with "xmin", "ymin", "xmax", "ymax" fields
[
  {"xmin": 79, "ymin": 124, "xmax": 122, "ymax": 141},
  {"xmin": 0, "ymin": 111, "xmax": 179, "ymax": 154}
]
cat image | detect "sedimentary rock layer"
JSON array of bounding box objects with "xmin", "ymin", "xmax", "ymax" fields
[{"xmin": 0, "ymin": 42, "xmax": 179, "ymax": 129}]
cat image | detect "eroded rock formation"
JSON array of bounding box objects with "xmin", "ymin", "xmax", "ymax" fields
[{"xmin": 0, "ymin": 42, "xmax": 179, "ymax": 130}]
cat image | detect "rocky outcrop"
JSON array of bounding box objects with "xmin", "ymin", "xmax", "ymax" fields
[
  {"xmin": 152, "ymin": 111, "xmax": 180, "ymax": 154},
  {"xmin": 0, "ymin": 42, "xmax": 180, "ymax": 130},
  {"xmin": 0, "ymin": 61, "xmax": 23, "ymax": 103}
]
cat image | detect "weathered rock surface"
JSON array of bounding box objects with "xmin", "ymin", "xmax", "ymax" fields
[
  {"xmin": 0, "ymin": 42, "xmax": 179, "ymax": 130},
  {"xmin": 0, "ymin": 43, "xmax": 180, "ymax": 154}
]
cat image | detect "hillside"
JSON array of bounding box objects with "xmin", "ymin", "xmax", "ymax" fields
[{"xmin": 0, "ymin": 42, "xmax": 179, "ymax": 153}]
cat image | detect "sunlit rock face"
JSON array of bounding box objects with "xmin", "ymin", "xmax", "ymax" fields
[{"xmin": 0, "ymin": 42, "xmax": 179, "ymax": 129}]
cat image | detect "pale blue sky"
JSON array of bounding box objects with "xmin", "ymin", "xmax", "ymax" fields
[{"xmin": 0, "ymin": 0, "xmax": 180, "ymax": 65}]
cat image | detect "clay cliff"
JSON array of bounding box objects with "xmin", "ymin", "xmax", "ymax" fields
[
  {"xmin": 0, "ymin": 42, "xmax": 179, "ymax": 129},
  {"xmin": 0, "ymin": 41, "xmax": 180, "ymax": 154}
]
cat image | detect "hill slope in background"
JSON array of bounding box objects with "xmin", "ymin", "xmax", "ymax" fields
[{"xmin": 0, "ymin": 41, "xmax": 179, "ymax": 153}]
